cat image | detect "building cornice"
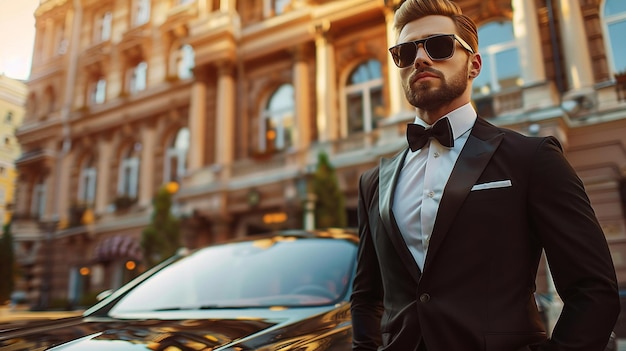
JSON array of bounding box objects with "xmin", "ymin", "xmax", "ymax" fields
[{"xmin": 35, "ymin": 0, "xmax": 69, "ymax": 17}]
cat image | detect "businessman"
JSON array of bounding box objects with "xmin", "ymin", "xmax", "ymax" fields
[{"xmin": 350, "ymin": 0, "xmax": 620, "ymax": 350}]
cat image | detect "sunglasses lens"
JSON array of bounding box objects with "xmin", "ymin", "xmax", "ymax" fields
[
  {"xmin": 425, "ymin": 35, "xmax": 455, "ymax": 60},
  {"xmin": 391, "ymin": 43, "xmax": 416, "ymax": 68},
  {"xmin": 389, "ymin": 35, "xmax": 458, "ymax": 67}
]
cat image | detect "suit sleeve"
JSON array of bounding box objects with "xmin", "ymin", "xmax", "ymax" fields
[
  {"xmin": 528, "ymin": 137, "xmax": 620, "ymax": 351},
  {"xmin": 350, "ymin": 171, "xmax": 384, "ymax": 351}
]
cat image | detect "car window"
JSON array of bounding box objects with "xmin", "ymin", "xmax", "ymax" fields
[{"xmin": 109, "ymin": 237, "xmax": 356, "ymax": 313}]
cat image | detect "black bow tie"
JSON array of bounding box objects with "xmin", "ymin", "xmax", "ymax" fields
[{"xmin": 406, "ymin": 117, "xmax": 454, "ymax": 151}]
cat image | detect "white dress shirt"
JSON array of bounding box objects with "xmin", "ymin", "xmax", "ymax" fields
[{"xmin": 392, "ymin": 103, "xmax": 477, "ymax": 271}]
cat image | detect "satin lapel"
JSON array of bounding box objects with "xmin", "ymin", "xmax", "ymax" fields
[
  {"xmin": 379, "ymin": 149, "xmax": 422, "ymax": 282},
  {"xmin": 423, "ymin": 118, "xmax": 504, "ymax": 271}
]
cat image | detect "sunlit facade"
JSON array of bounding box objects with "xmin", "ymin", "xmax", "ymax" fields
[
  {"xmin": 12, "ymin": 0, "xmax": 626, "ymax": 321},
  {"xmin": 0, "ymin": 75, "xmax": 26, "ymax": 226}
]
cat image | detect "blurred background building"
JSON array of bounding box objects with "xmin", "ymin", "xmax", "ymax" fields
[
  {"xmin": 9, "ymin": 0, "xmax": 626, "ymax": 332},
  {"xmin": 0, "ymin": 75, "xmax": 26, "ymax": 225}
]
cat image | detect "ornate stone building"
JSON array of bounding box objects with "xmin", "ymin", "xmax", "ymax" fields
[{"xmin": 11, "ymin": 0, "xmax": 626, "ymax": 324}]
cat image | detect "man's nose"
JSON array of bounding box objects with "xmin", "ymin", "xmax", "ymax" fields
[{"xmin": 413, "ymin": 44, "xmax": 431, "ymax": 66}]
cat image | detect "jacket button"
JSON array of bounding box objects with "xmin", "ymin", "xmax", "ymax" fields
[{"xmin": 419, "ymin": 293, "xmax": 430, "ymax": 303}]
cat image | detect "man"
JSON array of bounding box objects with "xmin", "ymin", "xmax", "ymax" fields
[{"xmin": 349, "ymin": 0, "xmax": 620, "ymax": 350}]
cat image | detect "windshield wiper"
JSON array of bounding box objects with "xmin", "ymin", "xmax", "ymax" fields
[
  {"xmin": 153, "ymin": 305, "xmax": 252, "ymax": 311},
  {"xmin": 198, "ymin": 305, "xmax": 252, "ymax": 309}
]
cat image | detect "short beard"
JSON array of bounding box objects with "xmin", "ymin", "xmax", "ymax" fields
[{"xmin": 404, "ymin": 65, "xmax": 469, "ymax": 112}]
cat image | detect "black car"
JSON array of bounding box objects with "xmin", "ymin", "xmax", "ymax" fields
[{"xmin": 0, "ymin": 229, "xmax": 358, "ymax": 351}]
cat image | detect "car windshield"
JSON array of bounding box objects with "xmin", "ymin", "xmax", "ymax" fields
[{"xmin": 110, "ymin": 236, "xmax": 356, "ymax": 313}]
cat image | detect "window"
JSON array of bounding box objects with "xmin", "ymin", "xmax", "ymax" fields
[
  {"xmin": 272, "ymin": 0, "xmax": 290, "ymax": 15},
  {"xmin": 5, "ymin": 111, "xmax": 13, "ymax": 123},
  {"xmin": 95, "ymin": 11, "xmax": 112, "ymax": 42},
  {"xmin": 90, "ymin": 78, "xmax": 106, "ymax": 104},
  {"xmin": 260, "ymin": 84, "xmax": 295, "ymax": 152},
  {"xmin": 32, "ymin": 177, "xmax": 46, "ymax": 218},
  {"xmin": 603, "ymin": 0, "xmax": 626, "ymax": 75},
  {"xmin": 165, "ymin": 127, "xmax": 189, "ymax": 183},
  {"xmin": 117, "ymin": 143, "xmax": 141, "ymax": 198},
  {"xmin": 134, "ymin": 0, "xmax": 151, "ymax": 26},
  {"xmin": 345, "ymin": 59, "xmax": 384, "ymax": 135},
  {"xmin": 79, "ymin": 157, "xmax": 97, "ymax": 205},
  {"xmin": 129, "ymin": 61, "xmax": 147, "ymax": 94},
  {"xmin": 264, "ymin": 0, "xmax": 290, "ymax": 16},
  {"xmin": 176, "ymin": 0, "xmax": 194, "ymax": 5},
  {"xmin": 177, "ymin": 44, "xmax": 195, "ymax": 80},
  {"xmin": 474, "ymin": 21, "xmax": 522, "ymax": 95}
]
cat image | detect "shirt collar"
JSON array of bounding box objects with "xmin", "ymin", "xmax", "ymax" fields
[{"xmin": 412, "ymin": 102, "xmax": 477, "ymax": 141}]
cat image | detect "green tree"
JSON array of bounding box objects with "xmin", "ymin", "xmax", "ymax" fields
[
  {"xmin": 313, "ymin": 151, "xmax": 347, "ymax": 228},
  {"xmin": 141, "ymin": 185, "xmax": 181, "ymax": 268},
  {"xmin": 0, "ymin": 223, "xmax": 15, "ymax": 302}
]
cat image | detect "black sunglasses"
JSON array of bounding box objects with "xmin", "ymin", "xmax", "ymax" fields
[{"xmin": 389, "ymin": 34, "xmax": 474, "ymax": 68}]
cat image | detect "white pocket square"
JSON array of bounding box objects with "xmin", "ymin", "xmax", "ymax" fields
[{"xmin": 471, "ymin": 180, "xmax": 512, "ymax": 191}]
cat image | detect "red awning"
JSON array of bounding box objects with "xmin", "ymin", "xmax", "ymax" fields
[{"xmin": 94, "ymin": 235, "xmax": 142, "ymax": 262}]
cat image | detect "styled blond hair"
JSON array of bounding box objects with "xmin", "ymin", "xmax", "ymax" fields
[{"xmin": 393, "ymin": 0, "xmax": 478, "ymax": 52}]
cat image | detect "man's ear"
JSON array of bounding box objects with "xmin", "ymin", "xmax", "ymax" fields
[{"xmin": 468, "ymin": 52, "xmax": 482, "ymax": 79}]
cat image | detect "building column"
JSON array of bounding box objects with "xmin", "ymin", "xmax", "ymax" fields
[
  {"xmin": 557, "ymin": 0, "xmax": 594, "ymax": 92},
  {"xmin": 220, "ymin": 0, "xmax": 236, "ymax": 12},
  {"xmin": 44, "ymin": 161, "xmax": 56, "ymax": 220},
  {"xmin": 198, "ymin": 0, "xmax": 210, "ymax": 16},
  {"xmin": 95, "ymin": 136, "xmax": 113, "ymax": 214},
  {"xmin": 293, "ymin": 44, "xmax": 311, "ymax": 164},
  {"xmin": 512, "ymin": 0, "xmax": 545, "ymax": 85},
  {"xmin": 314, "ymin": 21, "xmax": 337, "ymax": 142},
  {"xmin": 139, "ymin": 123, "xmax": 157, "ymax": 207},
  {"xmin": 43, "ymin": 19, "xmax": 55, "ymax": 60},
  {"xmin": 187, "ymin": 68, "xmax": 207, "ymax": 173},
  {"xmin": 512, "ymin": 0, "xmax": 558, "ymax": 110},
  {"xmin": 55, "ymin": 147, "xmax": 74, "ymax": 226},
  {"xmin": 215, "ymin": 60, "xmax": 235, "ymax": 178},
  {"xmin": 384, "ymin": 6, "xmax": 406, "ymax": 117}
]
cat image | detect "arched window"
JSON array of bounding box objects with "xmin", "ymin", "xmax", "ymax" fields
[
  {"xmin": 603, "ymin": 0, "xmax": 626, "ymax": 75},
  {"xmin": 117, "ymin": 143, "xmax": 141, "ymax": 198},
  {"xmin": 43, "ymin": 86, "xmax": 55, "ymax": 115},
  {"xmin": 90, "ymin": 78, "xmax": 106, "ymax": 105},
  {"xmin": 94, "ymin": 10, "xmax": 112, "ymax": 43},
  {"xmin": 129, "ymin": 61, "xmax": 147, "ymax": 94},
  {"xmin": 345, "ymin": 59, "xmax": 384, "ymax": 136},
  {"xmin": 32, "ymin": 176, "xmax": 46, "ymax": 219},
  {"xmin": 79, "ymin": 157, "xmax": 97, "ymax": 205},
  {"xmin": 177, "ymin": 44, "xmax": 195, "ymax": 80},
  {"xmin": 474, "ymin": 21, "xmax": 522, "ymax": 95},
  {"xmin": 134, "ymin": 0, "xmax": 151, "ymax": 26},
  {"xmin": 265, "ymin": 0, "xmax": 290, "ymax": 16},
  {"xmin": 260, "ymin": 84, "xmax": 295, "ymax": 152},
  {"xmin": 176, "ymin": 0, "xmax": 194, "ymax": 5},
  {"xmin": 165, "ymin": 127, "xmax": 189, "ymax": 183},
  {"xmin": 26, "ymin": 93, "xmax": 37, "ymax": 119}
]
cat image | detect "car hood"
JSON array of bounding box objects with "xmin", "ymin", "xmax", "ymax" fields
[{"xmin": 0, "ymin": 304, "xmax": 352, "ymax": 351}]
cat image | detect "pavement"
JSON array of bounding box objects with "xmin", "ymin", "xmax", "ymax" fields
[{"xmin": 0, "ymin": 304, "xmax": 83, "ymax": 323}]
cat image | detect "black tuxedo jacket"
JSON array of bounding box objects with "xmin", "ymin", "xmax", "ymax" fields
[{"xmin": 350, "ymin": 117, "xmax": 619, "ymax": 351}]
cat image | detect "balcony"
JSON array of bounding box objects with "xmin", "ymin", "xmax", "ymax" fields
[{"xmin": 473, "ymin": 88, "xmax": 524, "ymax": 119}]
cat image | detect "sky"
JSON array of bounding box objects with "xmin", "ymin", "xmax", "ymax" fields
[{"xmin": 0, "ymin": 0, "xmax": 39, "ymax": 81}]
